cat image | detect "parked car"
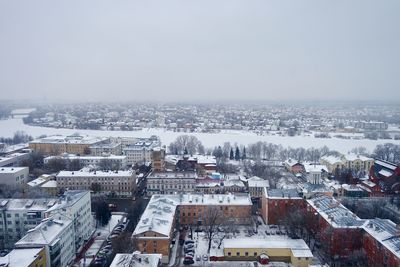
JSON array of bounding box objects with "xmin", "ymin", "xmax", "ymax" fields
[
  {"xmin": 202, "ymin": 254, "xmax": 208, "ymax": 261},
  {"xmin": 183, "ymin": 258, "xmax": 194, "ymax": 265},
  {"xmin": 196, "ymin": 255, "xmax": 201, "ymax": 261},
  {"xmin": 184, "ymin": 240, "xmax": 195, "ymax": 245}
]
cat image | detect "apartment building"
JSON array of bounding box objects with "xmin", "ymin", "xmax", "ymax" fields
[
  {"xmin": 44, "ymin": 154, "xmax": 128, "ymax": 169},
  {"xmin": 146, "ymin": 171, "xmax": 197, "ymax": 196},
  {"xmin": 56, "ymin": 170, "xmax": 136, "ymax": 197},
  {"xmin": 0, "ymin": 152, "xmax": 30, "ymax": 167},
  {"xmin": 15, "ymin": 217, "xmax": 75, "ymax": 267},
  {"xmin": 29, "ymin": 135, "xmax": 109, "ymax": 155},
  {"xmin": 0, "ymin": 167, "xmax": 29, "ymax": 187},
  {"xmin": 133, "ymin": 193, "xmax": 253, "ymax": 264},
  {"xmin": 151, "ymin": 147, "xmax": 165, "ymax": 172},
  {"xmin": 261, "ymin": 189, "xmax": 304, "ymax": 225},
  {"xmin": 0, "ymin": 198, "xmax": 58, "ymax": 249},
  {"xmin": 45, "ymin": 190, "xmax": 93, "ymax": 251},
  {"xmin": 90, "ymin": 142, "xmax": 122, "ymax": 156},
  {"xmin": 247, "ymin": 176, "xmax": 270, "ymax": 198},
  {"xmin": 110, "ymin": 252, "xmax": 162, "ymax": 267},
  {"xmin": 123, "ymin": 137, "xmax": 161, "ymax": 165},
  {"xmin": 320, "ymin": 154, "xmax": 373, "ymax": 173}
]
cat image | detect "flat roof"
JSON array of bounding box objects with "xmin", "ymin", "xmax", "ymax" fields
[
  {"xmin": 57, "ymin": 170, "xmax": 134, "ymax": 178},
  {"xmin": 0, "ymin": 248, "xmax": 44, "ymax": 266},
  {"xmin": 0, "ymin": 167, "xmax": 28, "ymax": 173}
]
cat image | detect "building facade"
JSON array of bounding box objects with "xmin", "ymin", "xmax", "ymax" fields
[
  {"xmin": 56, "ymin": 170, "xmax": 136, "ymax": 197},
  {"xmin": 0, "ymin": 167, "xmax": 29, "ymax": 187},
  {"xmin": 146, "ymin": 171, "xmax": 197, "ymax": 196}
]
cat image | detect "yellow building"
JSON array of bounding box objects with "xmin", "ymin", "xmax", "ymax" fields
[
  {"xmin": 223, "ymin": 238, "xmax": 313, "ymax": 267},
  {"xmin": 0, "ymin": 247, "xmax": 47, "ymax": 267}
]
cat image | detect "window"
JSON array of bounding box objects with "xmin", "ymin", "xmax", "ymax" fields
[
  {"xmin": 236, "ymin": 252, "xmax": 240, "ymax": 256},
  {"xmin": 245, "ymin": 252, "xmax": 249, "ymax": 256},
  {"xmin": 254, "ymin": 252, "xmax": 257, "ymax": 256},
  {"xmin": 228, "ymin": 252, "xmax": 231, "ymax": 256}
]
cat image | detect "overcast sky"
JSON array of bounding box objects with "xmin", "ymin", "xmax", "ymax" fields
[{"xmin": 0, "ymin": 0, "xmax": 399, "ymax": 103}]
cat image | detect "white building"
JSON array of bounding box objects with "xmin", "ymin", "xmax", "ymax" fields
[
  {"xmin": 0, "ymin": 152, "xmax": 30, "ymax": 167},
  {"xmin": 123, "ymin": 137, "xmax": 161, "ymax": 166},
  {"xmin": 15, "ymin": 217, "xmax": 75, "ymax": 267},
  {"xmin": 0, "ymin": 167, "xmax": 29, "ymax": 187},
  {"xmin": 56, "ymin": 170, "xmax": 136, "ymax": 197},
  {"xmin": 46, "ymin": 190, "xmax": 93, "ymax": 251},
  {"xmin": 247, "ymin": 176, "xmax": 270, "ymax": 198},
  {"xmin": 44, "ymin": 154, "xmax": 128, "ymax": 169},
  {"xmin": 0, "ymin": 198, "xmax": 58, "ymax": 249},
  {"xmin": 146, "ymin": 171, "xmax": 197, "ymax": 196},
  {"xmin": 90, "ymin": 142, "xmax": 122, "ymax": 156}
]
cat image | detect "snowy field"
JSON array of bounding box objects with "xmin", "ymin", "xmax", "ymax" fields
[{"xmin": 1, "ymin": 118, "xmax": 400, "ymax": 154}]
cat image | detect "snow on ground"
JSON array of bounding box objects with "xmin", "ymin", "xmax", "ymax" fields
[
  {"xmin": 2, "ymin": 118, "xmax": 400, "ymax": 154},
  {"xmin": 76, "ymin": 214, "xmax": 123, "ymax": 266}
]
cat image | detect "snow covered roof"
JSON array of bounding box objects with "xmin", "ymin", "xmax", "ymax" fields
[
  {"xmin": 147, "ymin": 171, "xmax": 197, "ymax": 179},
  {"xmin": 57, "ymin": 170, "xmax": 135, "ymax": 178},
  {"xmin": 0, "ymin": 248, "xmax": 44, "ymax": 267},
  {"xmin": 41, "ymin": 180, "xmax": 57, "ymax": 188},
  {"xmin": 0, "ymin": 198, "xmax": 57, "ymax": 211},
  {"xmin": 266, "ymin": 189, "xmax": 302, "ymax": 199},
  {"xmin": 344, "ymin": 154, "xmax": 373, "ymax": 162},
  {"xmin": 133, "ymin": 195, "xmax": 179, "ymax": 237},
  {"xmin": 110, "ymin": 251, "xmax": 162, "ymax": 267},
  {"xmin": 248, "ymin": 179, "xmax": 270, "ymax": 188},
  {"xmin": 27, "ymin": 177, "xmax": 48, "ymax": 187},
  {"xmin": 374, "ymin": 160, "xmax": 397, "ymax": 171},
  {"xmin": 307, "ymin": 195, "xmax": 364, "ymax": 228},
  {"xmin": 30, "ymin": 135, "xmax": 108, "ymax": 145},
  {"xmin": 362, "ymin": 218, "xmax": 400, "ymax": 259},
  {"xmin": 15, "ymin": 218, "xmax": 72, "ymax": 247},
  {"xmin": 304, "ymin": 164, "xmax": 328, "ymax": 173},
  {"xmin": 361, "ymin": 180, "xmax": 376, "ymax": 188},
  {"xmin": 379, "ymin": 169, "xmax": 393, "ymax": 177},
  {"xmin": 224, "ymin": 237, "xmax": 313, "ymax": 258},
  {"xmin": 284, "ymin": 159, "xmax": 303, "ymax": 167},
  {"xmin": 320, "ymin": 155, "xmax": 344, "ymax": 165},
  {"xmin": 46, "ymin": 190, "xmax": 89, "ymax": 213},
  {"xmin": 222, "ymin": 180, "xmax": 245, "ymax": 187}
]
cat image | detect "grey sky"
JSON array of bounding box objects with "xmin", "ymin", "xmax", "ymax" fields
[{"xmin": 0, "ymin": 0, "xmax": 399, "ymax": 102}]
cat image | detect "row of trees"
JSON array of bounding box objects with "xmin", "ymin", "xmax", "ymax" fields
[
  {"xmin": 0, "ymin": 131, "xmax": 33, "ymax": 146},
  {"xmin": 168, "ymin": 135, "xmax": 205, "ymax": 155},
  {"xmin": 373, "ymin": 143, "xmax": 400, "ymax": 164}
]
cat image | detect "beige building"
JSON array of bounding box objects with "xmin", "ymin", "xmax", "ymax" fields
[
  {"xmin": 223, "ymin": 238, "xmax": 313, "ymax": 267},
  {"xmin": 320, "ymin": 154, "xmax": 373, "ymax": 173},
  {"xmin": 29, "ymin": 135, "xmax": 109, "ymax": 155},
  {"xmin": 56, "ymin": 170, "xmax": 136, "ymax": 197}
]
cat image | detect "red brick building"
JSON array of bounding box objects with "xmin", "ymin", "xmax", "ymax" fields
[
  {"xmin": 261, "ymin": 189, "xmax": 304, "ymax": 224},
  {"xmin": 362, "ymin": 219, "xmax": 400, "ymax": 267}
]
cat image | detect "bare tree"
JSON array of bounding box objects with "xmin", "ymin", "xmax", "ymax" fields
[
  {"xmin": 203, "ymin": 206, "xmax": 226, "ymax": 252},
  {"xmin": 112, "ymin": 232, "xmax": 138, "ymax": 253}
]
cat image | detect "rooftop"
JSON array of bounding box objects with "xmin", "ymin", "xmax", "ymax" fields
[
  {"xmin": 266, "ymin": 189, "xmax": 302, "ymax": 199},
  {"xmin": 30, "ymin": 135, "xmax": 108, "ymax": 145},
  {"xmin": 110, "ymin": 251, "xmax": 162, "ymax": 267},
  {"xmin": 0, "ymin": 248, "xmax": 44, "ymax": 267},
  {"xmin": 0, "ymin": 198, "xmax": 57, "ymax": 211},
  {"xmin": 362, "ymin": 218, "xmax": 400, "ymax": 259},
  {"xmin": 46, "ymin": 190, "xmax": 89, "ymax": 213},
  {"xmin": 57, "ymin": 170, "xmax": 134, "ymax": 178},
  {"xmin": 15, "ymin": 218, "xmax": 72, "ymax": 247},
  {"xmin": 0, "ymin": 167, "xmax": 28, "ymax": 173},
  {"xmin": 307, "ymin": 195, "xmax": 364, "ymax": 228},
  {"xmin": 147, "ymin": 171, "xmax": 197, "ymax": 179}
]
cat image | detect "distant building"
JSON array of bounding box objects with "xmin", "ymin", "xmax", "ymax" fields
[
  {"xmin": 247, "ymin": 176, "xmax": 270, "ymax": 198},
  {"xmin": 90, "ymin": 142, "xmax": 122, "ymax": 156},
  {"xmin": 123, "ymin": 137, "xmax": 161, "ymax": 166},
  {"xmin": 56, "ymin": 170, "xmax": 136, "ymax": 197},
  {"xmin": 284, "ymin": 159, "xmax": 304, "ymax": 174},
  {"xmin": 0, "ymin": 167, "xmax": 29, "ymax": 187},
  {"xmin": 354, "ymin": 121, "xmax": 388, "ymax": 130},
  {"xmin": 29, "ymin": 135, "xmax": 109, "ymax": 155},
  {"xmin": 369, "ymin": 159, "xmax": 400, "ymax": 194},
  {"xmin": 44, "ymin": 154, "xmax": 128, "ymax": 169},
  {"xmin": 151, "ymin": 148, "xmax": 165, "ymax": 172},
  {"xmin": 146, "ymin": 171, "xmax": 197, "ymax": 196},
  {"xmin": 15, "ymin": 217, "xmax": 75, "ymax": 267}
]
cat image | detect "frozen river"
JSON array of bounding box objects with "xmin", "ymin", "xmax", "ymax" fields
[{"xmin": 1, "ymin": 118, "xmax": 399, "ymax": 154}]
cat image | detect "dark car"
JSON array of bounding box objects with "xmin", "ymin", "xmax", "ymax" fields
[{"xmin": 183, "ymin": 258, "xmax": 194, "ymax": 265}]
